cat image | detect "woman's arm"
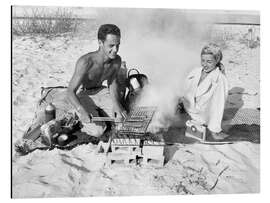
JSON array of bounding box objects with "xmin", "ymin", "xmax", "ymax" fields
[{"xmin": 207, "ymin": 75, "xmax": 228, "ymax": 132}]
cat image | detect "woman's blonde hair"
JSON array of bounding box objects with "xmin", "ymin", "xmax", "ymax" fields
[{"xmin": 201, "ymin": 43, "xmax": 225, "ymax": 74}]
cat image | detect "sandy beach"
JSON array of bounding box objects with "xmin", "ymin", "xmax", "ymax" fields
[{"xmin": 12, "ymin": 14, "xmax": 260, "ymax": 198}]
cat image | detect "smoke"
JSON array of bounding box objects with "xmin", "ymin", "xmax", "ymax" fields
[{"xmin": 95, "ymin": 8, "xmax": 215, "ymax": 132}]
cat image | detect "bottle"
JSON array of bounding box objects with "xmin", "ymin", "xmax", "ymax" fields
[{"xmin": 45, "ymin": 103, "xmax": 56, "ymax": 123}]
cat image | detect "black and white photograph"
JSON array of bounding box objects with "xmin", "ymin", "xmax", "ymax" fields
[{"xmin": 11, "ymin": 5, "xmax": 260, "ymax": 198}]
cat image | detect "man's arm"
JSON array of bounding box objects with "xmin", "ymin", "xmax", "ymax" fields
[
  {"xmin": 67, "ymin": 56, "xmax": 92, "ymax": 122},
  {"xmin": 108, "ymin": 56, "xmax": 127, "ymax": 118}
]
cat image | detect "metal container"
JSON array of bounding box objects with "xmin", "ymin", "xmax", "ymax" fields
[
  {"xmin": 57, "ymin": 134, "xmax": 69, "ymax": 146},
  {"xmin": 125, "ymin": 69, "xmax": 149, "ymax": 111},
  {"xmin": 126, "ymin": 69, "xmax": 148, "ymax": 92},
  {"xmin": 40, "ymin": 120, "xmax": 61, "ymax": 146},
  {"xmin": 45, "ymin": 103, "xmax": 56, "ymax": 123},
  {"xmin": 185, "ymin": 120, "xmax": 206, "ymax": 141},
  {"xmin": 129, "ymin": 77, "xmax": 141, "ymax": 90}
]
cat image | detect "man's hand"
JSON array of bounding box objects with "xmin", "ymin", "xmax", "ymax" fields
[
  {"xmin": 119, "ymin": 110, "xmax": 127, "ymax": 119},
  {"xmin": 113, "ymin": 107, "xmax": 127, "ymax": 120},
  {"xmin": 76, "ymin": 107, "xmax": 91, "ymax": 123}
]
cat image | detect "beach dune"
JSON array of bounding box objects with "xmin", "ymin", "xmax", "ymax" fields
[{"xmin": 12, "ymin": 21, "xmax": 260, "ymax": 197}]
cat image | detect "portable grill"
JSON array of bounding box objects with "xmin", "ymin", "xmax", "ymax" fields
[
  {"xmin": 120, "ymin": 106, "xmax": 156, "ymax": 134},
  {"xmin": 111, "ymin": 106, "xmax": 164, "ymax": 146}
]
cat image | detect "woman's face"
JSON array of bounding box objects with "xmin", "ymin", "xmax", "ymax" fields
[{"xmin": 201, "ymin": 54, "xmax": 218, "ymax": 73}]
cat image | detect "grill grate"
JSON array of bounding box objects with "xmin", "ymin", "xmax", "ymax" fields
[
  {"xmin": 111, "ymin": 106, "xmax": 158, "ymax": 145},
  {"xmin": 119, "ymin": 106, "xmax": 156, "ymax": 135}
]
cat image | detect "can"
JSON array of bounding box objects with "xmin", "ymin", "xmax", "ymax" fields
[
  {"xmin": 57, "ymin": 134, "xmax": 69, "ymax": 146},
  {"xmin": 45, "ymin": 103, "xmax": 56, "ymax": 123},
  {"xmin": 40, "ymin": 120, "xmax": 61, "ymax": 146}
]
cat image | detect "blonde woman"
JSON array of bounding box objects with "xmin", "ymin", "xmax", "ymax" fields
[{"xmin": 179, "ymin": 43, "xmax": 228, "ymax": 141}]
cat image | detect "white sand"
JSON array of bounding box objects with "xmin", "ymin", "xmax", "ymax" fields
[{"xmin": 12, "ymin": 24, "xmax": 260, "ymax": 197}]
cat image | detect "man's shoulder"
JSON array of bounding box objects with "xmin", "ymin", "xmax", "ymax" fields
[
  {"xmin": 78, "ymin": 52, "xmax": 95, "ymax": 63},
  {"xmin": 76, "ymin": 52, "xmax": 96, "ymax": 69}
]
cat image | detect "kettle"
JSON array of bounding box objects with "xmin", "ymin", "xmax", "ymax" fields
[
  {"xmin": 124, "ymin": 68, "xmax": 149, "ymax": 111},
  {"xmin": 126, "ymin": 68, "xmax": 148, "ymax": 91}
]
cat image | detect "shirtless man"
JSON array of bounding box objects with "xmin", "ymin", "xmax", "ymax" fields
[{"xmin": 67, "ymin": 24, "xmax": 127, "ymax": 136}]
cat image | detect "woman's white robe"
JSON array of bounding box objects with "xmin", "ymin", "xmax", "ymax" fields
[{"xmin": 182, "ymin": 67, "xmax": 228, "ymax": 133}]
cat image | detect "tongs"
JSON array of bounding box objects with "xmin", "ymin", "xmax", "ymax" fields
[{"xmin": 89, "ymin": 115, "xmax": 146, "ymax": 123}]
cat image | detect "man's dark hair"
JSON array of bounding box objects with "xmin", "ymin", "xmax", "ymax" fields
[{"xmin": 98, "ymin": 24, "xmax": 121, "ymax": 42}]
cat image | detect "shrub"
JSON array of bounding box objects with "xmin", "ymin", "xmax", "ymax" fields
[{"xmin": 12, "ymin": 8, "xmax": 79, "ymax": 36}]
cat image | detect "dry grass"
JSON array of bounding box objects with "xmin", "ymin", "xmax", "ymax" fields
[
  {"xmin": 210, "ymin": 25, "xmax": 260, "ymax": 50},
  {"xmin": 12, "ymin": 8, "xmax": 79, "ymax": 36}
]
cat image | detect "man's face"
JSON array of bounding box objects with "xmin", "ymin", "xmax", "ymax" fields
[
  {"xmin": 99, "ymin": 34, "xmax": 120, "ymax": 59},
  {"xmin": 201, "ymin": 54, "xmax": 218, "ymax": 73}
]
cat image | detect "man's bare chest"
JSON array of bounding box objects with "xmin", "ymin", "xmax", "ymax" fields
[{"xmin": 87, "ymin": 64, "xmax": 115, "ymax": 82}]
